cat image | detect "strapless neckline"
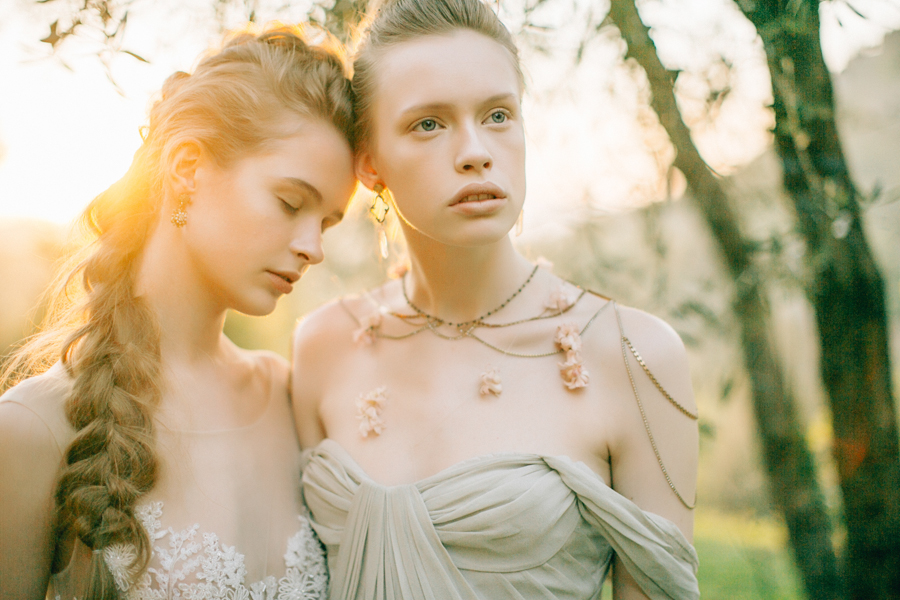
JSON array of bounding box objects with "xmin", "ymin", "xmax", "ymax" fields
[
  {"xmin": 301, "ymin": 437, "xmax": 699, "ymax": 599},
  {"xmin": 310, "ymin": 437, "xmax": 611, "ymax": 490}
]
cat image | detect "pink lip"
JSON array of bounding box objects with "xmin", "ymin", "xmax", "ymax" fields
[
  {"xmin": 270, "ymin": 269, "xmax": 301, "ymax": 284},
  {"xmin": 450, "ymin": 197, "xmax": 506, "ymax": 216},
  {"xmin": 266, "ymin": 270, "xmax": 299, "ymax": 294},
  {"xmin": 449, "ymin": 182, "xmax": 507, "ymax": 207}
]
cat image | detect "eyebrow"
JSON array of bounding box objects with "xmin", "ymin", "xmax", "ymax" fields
[
  {"xmin": 277, "ymin": 177, "xmax": 345, "ymax": 222},
  {"xmin": 399, "ymin": 93, "xmax": 520, "ymax": 118},
  {"xmin": 279, "ymin": 177, "xmax": 324, "ymax": 205}
]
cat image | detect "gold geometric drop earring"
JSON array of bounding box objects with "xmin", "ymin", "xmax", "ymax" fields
[
  {"xmin": 370, "ymin": 184, "xmax": 391, "ymax": 259},
  {"xmin": 171, "ymin": 192, "xmax": 191, "ymax": 227}
]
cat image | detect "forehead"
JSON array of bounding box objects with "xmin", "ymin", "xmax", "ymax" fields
[
  {"xmin": 371, "ymin": 29, "xmax": 522, "ymax": 115},
  {"xmin": 250, "ymin": 117, "xmax": 356, "ymax": 206}
]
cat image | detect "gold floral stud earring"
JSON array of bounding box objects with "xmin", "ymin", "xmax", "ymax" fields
[{"xmin": 171, "ymin": 193, "xmax": 191, "ymax": 227}]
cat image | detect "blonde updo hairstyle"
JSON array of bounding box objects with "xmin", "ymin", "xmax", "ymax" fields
[
  {"xmin": 1, "ymin": 25, "xmax": 353, "ymax": 598},
  {"xmin": 351, "ymin": 0, "xmax": 524, "ymax": 149}
]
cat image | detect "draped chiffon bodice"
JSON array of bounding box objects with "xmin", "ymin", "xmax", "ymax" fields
[{"xmin": 301, "ymin": 439, "xmax": 698, "ymax": 600}]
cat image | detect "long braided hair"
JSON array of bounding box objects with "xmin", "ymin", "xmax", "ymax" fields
[{"xmin": 1, "ymin": 25, "xmax": 353, "ymax": 598}]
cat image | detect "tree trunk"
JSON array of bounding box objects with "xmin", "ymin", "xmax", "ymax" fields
[
  {"xmin": 608, "ymin": 0, "xmax": 843, "ymax": 596},
  {"xmin": 736, "ymin": 1, "xmax": 900, "ymax": 598}
]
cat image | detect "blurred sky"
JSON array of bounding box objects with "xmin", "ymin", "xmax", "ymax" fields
[{"xmin": 0, "ymin": 0, "xmax": 898, "ymax": 231}]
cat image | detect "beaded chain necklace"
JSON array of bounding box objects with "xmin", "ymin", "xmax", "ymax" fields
[
  {"xmin": 400, "ymin": 264, "xmax": 539, "ymax": 330},
  {"xmin": 372, "ymin": 266, "xmax": 598, "ymax": 360}
]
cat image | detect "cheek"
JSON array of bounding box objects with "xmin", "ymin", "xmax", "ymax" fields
[{"xmin": 190, "ymin": 188, "xmax": 272, "ymax": 262}]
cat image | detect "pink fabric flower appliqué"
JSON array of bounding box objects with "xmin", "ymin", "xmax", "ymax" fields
[
  {"xmin": 558, "ymin": 352, "xmax": 590, "ymax": 390},
  {"xmin": 356, "ymin": 386, "xmax": 387, "ymax": 437},
  {"xmin": 479, "ymin": 366, "xmax": 503, "ymax": 397},
  {"xmin": 545, "ymin": 288, "xmax": 575, "ymax": 313},
  {"xmin": 554, "ymin": 323, "xmax": 583, "ymax": 353},
  {"xmin": 555, "ymin": 323, "xmax": 589, "ymax": 390},
  {"xmin": 353, "ymin": 311, "xmax": 383, "ymax": 346}
]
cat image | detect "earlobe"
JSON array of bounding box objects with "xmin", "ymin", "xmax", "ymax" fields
[{"xmin": 354, "ymin": 151, "xmax": 381, "ymax": 191}]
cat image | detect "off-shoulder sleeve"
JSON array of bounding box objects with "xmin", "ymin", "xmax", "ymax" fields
[{"xmin": 544, "ymin": 455, "xmax": 699, "ymax": 600}]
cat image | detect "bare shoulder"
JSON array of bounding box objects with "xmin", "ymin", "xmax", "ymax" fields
[
  {"xmin": 243, "ymin": 348, "xmax": 290, "ymax": 387},
  {"xmin": 611, "ymin": 303, "xmax": 696, "ymax": 415},
  {"xmin": 292, "ymin": 285, "xmax": 391, "ymax": 369},
  {"xmin": 575, "ymin": 297, "xmax": 692, "ymax": 395},
  {"xmin": 0, "ymin": 364, "xmax": 74, "ymax": 454},
  {"xmin": 291, "ymin": 286, "xmax": 391, "ymax": 445},
  {"xmin": 0, "ymin": 367, "xmax": 71, "ymax": 599},
  {"xmin": 616, "ymin": 304, "xmax": 691, "ymax": 371},
  {"xmin": 293, "ymin": 295, "xmax": 362, "ymax": 355},
  {"xmin": 615, "ymin": 304, "xmax": 685, "ymax": 351},
  {"xmin": 583, "ymin": 301, "xmax": 698, "ymax": 532}
]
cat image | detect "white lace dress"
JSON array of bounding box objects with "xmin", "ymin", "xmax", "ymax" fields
[
  {"xmin": 95, "ymin": 503, "xmax": 327, "ymax": 600},
  {"xmin": 10, "ymin": 359, "xmax": 329, "ymax": 600}
]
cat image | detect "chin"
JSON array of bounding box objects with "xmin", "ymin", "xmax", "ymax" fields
[
  {"xmin": 438, "ymin": 220, "xmax": 518, "ymax": 248},
  {"xmin": 231, "ymin": 294, "xmax": 280, "ymax": 318}
]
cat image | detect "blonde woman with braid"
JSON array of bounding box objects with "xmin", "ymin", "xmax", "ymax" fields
[
  {"xmin": 0, "ymin": 26, "xmax": 356, "ymax": 599},
  {"xmin": 292, "ymin": 1, "xmax": 700, "ymax": 598}
]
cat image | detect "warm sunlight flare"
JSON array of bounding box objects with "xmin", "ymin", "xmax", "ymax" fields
[{"xmin": 2, "ymin": 1, "xmax": 896, "ymax": 227}]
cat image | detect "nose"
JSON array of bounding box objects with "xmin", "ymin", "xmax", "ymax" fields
[
  {"xmin": 455, "ymin": 123, "xmax": 492, "ymax": 173},
  {"xmin": 289, "ymin": 219, "xmax": 325, "ymax": 266}
]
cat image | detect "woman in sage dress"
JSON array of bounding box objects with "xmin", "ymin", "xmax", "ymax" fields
[
  {"xmin": 293, "ymin": 1, "xmax": 700, "ymax": 598},
  {"xmin": 0, "ymin": 26, "xmax": 356, "ymax": 600}
]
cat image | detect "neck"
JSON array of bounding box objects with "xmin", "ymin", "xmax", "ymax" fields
[
  {"xmin": 136, "ymin": 222, "xmax": 228, "ymax": 367},
  {"xmin": 403, "ymin": 228, "xmax": 534, "ymax": 325}
]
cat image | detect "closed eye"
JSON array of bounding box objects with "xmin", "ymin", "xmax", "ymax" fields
[{"xmin": 279, "ymin": 197, "xmax": 300, "ymax": 214}]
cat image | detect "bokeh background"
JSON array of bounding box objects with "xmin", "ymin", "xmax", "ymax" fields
[{"xmin": 2, "ymin": 0, "xmax": 899, "ymax": 597}]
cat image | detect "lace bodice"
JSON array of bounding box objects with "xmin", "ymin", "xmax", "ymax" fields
[
  {"xmin": 14, "ymin": 356, "xmax": 320, "ymax": 600},
  {"xmin": 95, "ymin": 502, "xmax": 327, "ymax": 600}
]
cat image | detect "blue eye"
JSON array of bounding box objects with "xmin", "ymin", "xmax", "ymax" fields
[
  {"xmin": 489, "ymin": 111, "xmax": 508, "ymax": 124},
  {"xmin": 415, "ymin": 119, "xmax": 438, "ymax": 132}
]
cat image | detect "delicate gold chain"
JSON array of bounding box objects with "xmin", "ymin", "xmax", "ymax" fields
[
  {"xmin": 615, "ymin": 302, "xmax": 696, "ymax": 510},
  {"xmin": 623, "ymin": 337, "xmax": 699, "ymax": 420},
  {"xmin": 376, "ymin": 290, "xmax": 611, "ymax": 360},
  {"xmin": 386, "ymin": 289, "xmax": 587, "ymax": 331},
  {"xmin": 462, "ymin": 300, "xmax": 611, "ymax": 358},
  {"xmin": 401, "ymin": 264, "xmax": 539, "ymax": 328},
  {"xmin": 476, "ymin": 290, "xmax": 588, "ymax": 328}
]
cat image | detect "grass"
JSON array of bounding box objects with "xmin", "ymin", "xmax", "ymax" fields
[{"xmin": 694, "ymin": 508, "xmax": 804, "ymax": 599}]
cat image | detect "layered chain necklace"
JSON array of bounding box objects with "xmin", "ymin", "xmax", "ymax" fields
[
  {"xmin": 348, "ymin": 264, "xmax": 699, "ymax": 509},
  {"xmin": 382, "ymin": 264, "xmax": 599, "ymax": 358},
  {"xmin": 349, "ymin": 265, "xmax": 603, "ymax": 385},
  {"xmin": 401, "ymin": 264, "xmax": 540, "ymax": 331}
]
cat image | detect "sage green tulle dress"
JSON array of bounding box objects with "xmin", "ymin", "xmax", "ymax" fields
[{"xmin": 301, "ymin": 439, "xmax": 699, "ymax": 600}]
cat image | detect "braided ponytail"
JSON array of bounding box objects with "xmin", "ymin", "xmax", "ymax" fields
[
  {"xmin": 1, "ymin": 24, "xmax": 353, "ymax": 598},
  {"xmin": 55, "ymin": 156, "xmax": 161, "ymax": 595}
]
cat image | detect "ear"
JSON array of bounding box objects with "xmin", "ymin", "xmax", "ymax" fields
[
  {"xmin": 165, "ymin": 139, "xmax": 203, "ymax": 197},
  {"xmin": 354, "ymin": 149, "xmax": 381, "ymax": 192}
]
